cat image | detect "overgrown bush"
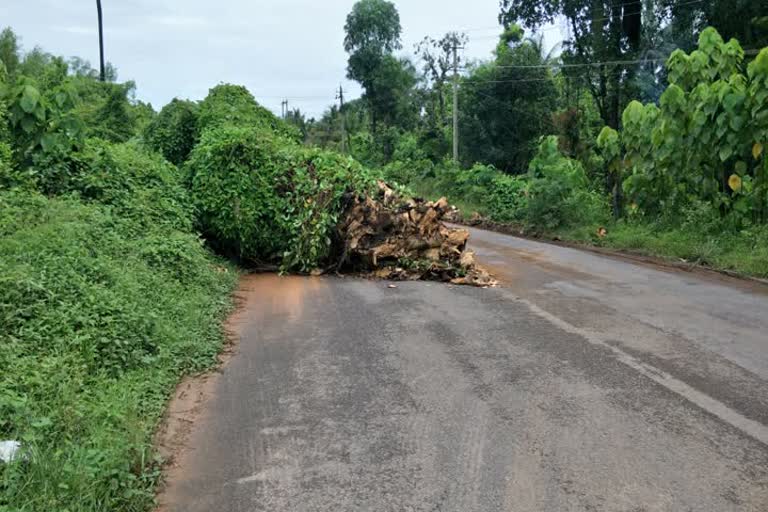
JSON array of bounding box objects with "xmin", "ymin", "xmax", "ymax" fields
[
  {"xmin": 186, "ymin": 125, "xmax": 375, "ymax": 270},
  {"xmin": 0, "ymin": 190, "xmax": 236, "ymax": 511},
  {"xmin": 1, "ymin": 76, "xmax": 83, "ymax": 171},
  {"xmin": 381, "ymin": 133, "xmax": 434, "ymax": 185},
  {"xmin": 3, "ymin": 136, "xmax": 193, "ymax": 233},
  {"xmin": 405, "ymin": 137, "xmax": 607, "ymax": 230},
  {"xmin": 74, "ymin": 140, "xmax": 193, "ymax": 232},
  {"xmin": 413, "ymin": 161, "xmax": 504, "ymax": 207},
  {"xmin": 143, "ymin": 98, "xmax": 200, "ymax": 165},
  {"xmin": 197, "ymin": 84, "xmax": 301, "ymax": 142},
  {"xmin": 0, "ymin": 140, "xmax": 13, "ymax": 189},
  {"xmin": 526, "ymin": 136, "xmax": 608, "ymax": 230},
  {"xmin": 89, "ymin": 83, "xmax": 136, "ymax": 143},
  {"xmin": 486, "ymin": 173, "xmax": 527, "ymax": 222}
]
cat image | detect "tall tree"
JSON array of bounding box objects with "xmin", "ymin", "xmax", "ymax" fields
[
  {"xmin": 0, "ymin": 27, "xmax": 20, "ymax": 78},
  {"xmin": 500, "ymin": 0, "xmax": 646, "ymax": 215},
  {"xmin": 500, "ymin": 0, "xmax": 642, "ymax": 130},
  {"xmin": 660, "ymin": 0, "xmax": 768, "ymax": 51},
  {"xmin": 285, "ymin": 108, "xmax": 308, "ymax": 140},
  {"xmin": 343, "ymin": 0, "xmax": 402, "ymax": 132},
  {"xmin": 416, "ymin": 31, "xmax": 468, "ymax": 158},
  {"xmin": 459, "ymin": 27, "xmax": 558, "ymax": 172}
]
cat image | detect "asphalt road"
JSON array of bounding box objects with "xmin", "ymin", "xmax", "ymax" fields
[{"xmin": 157, "ymin": 226, "xmax": 768, "ymax": 512}]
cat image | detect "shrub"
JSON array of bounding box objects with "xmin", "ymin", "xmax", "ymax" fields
[
  {"xmin": 382, "ymin": 157, "xmax": 433, "ymax": 186},
  {"xmin": 89, "ymin": 83, "xmax": 136, "ymax": 143},
  {"xmin": 16, "ymin": 138, "xmax": 192, "ymax": 231},
  {"xmin": 380, "ymin": 132, "xmax": 433, "ymax": 185},
  {"xmin": 0, "ymin": 140, "xmax": 16, "ymax": 189},
  {"xmin": 74, "ymin": 140, "xmax": 193, "ymax": 232},
  {"xmin": 197, "ymin": 84, "xmax": 301, "ymax": 142},
  {"xmin": 1, "ymin": 77, "xmax": 84, "ymax": 171},
  {"xmin": 186, "ymin": 125, "xmax": 375, "ymax": 270},
  {"xmin": 526, "ymin": 136, "xmax": 608, "ymax": 230},
  {"xmin": 487, "ymin": 173, "xmax": 527, "ymax": 222},
  {"xmin": 0, "ymin": 190, "xmax": 236, "ymax": 511},
  {"xmin": 453, "ymin": 163, "xmax": 502, "ymax": 205},
  {"xmin": 143, "ymin": 98, "xmax": 200, "ymax": 165},
  {"xmin": 610, "ymin": 28, "xmax": 768, "ymax": 224}
]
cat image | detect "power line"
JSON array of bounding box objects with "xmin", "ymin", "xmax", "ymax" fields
[
  {"xmin": 476, "ymin": 47, "xmax": 762, "ymax": 72},
  {"xmin": 470, "ymin": 0, "xmax": 705, "ymax": 40},
  {"xmin": 490, "ymin": 56, "xmax": 669, "ymax": 70},
  {"xmin": 428, "ymin": 0, "xmax": 652, "ymax": 39},
  {"xmin": 257, "ymin": 95, "xmax": 332, "ymax": 100},
  {"xmin": 462, "ymin": 77, "xmax": 560, "ymax": 85}
]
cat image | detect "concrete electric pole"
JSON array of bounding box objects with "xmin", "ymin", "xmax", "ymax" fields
[
  {"xmin": 336, "ymin": 84, "xmax": 347, "ymax": 154},
  {"xmin": 452, "ymin": 43, "xmax": 460, "ymax": 163},
  {"xmin": 281, "ymin": 99, "xmax": 289, "ymax": 120},
  {"xmin": 96, "ymin": 0, "xmax": 105, "ymax": 82}
]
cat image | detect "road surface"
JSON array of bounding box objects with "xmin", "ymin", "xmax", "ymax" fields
[{"xmin": 157, "ymin": 226, "xmax": 768, "ymax": 512}]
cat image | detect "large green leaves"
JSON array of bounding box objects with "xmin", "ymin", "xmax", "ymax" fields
[
  {"xmin": 615, "ymin": 27, "xmax": 767, "ymax": 222},
  {"xmin": 19, "ymin": 85, "xmax": 40, "ymax": 113}
]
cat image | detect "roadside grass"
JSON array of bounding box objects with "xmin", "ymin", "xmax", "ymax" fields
[
  {"xmin": 0, "ymin": 191, "xmax": 237, "ymax": 511},
  {"xmin": 411, "ymin": 182, "xmax": 768, "ymax": 279},
  {"xmin": 557, "ymin": 221, "xmax": 768, "ymax": 279}
]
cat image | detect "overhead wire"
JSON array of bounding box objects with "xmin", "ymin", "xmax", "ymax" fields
[
  {"xmin": 469, "ymin": 0, "xmax": 705, "ymax": 40},
  {"xmin": 488, "ymin": 56, "xmax": 669, "ymax": 70},
  {"xmin": 253, "ymin": 0, "xmax": 757, "ymax": 112},
  {"xmin": 435, "ymin": 0, "xmax": 652, "ymax": 38}
]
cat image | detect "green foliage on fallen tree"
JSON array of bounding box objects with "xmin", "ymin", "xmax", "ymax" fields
[
  {"xmin": 186, "ymin": 125, "xmax": 375, "ymax": 270},
  {"xmin": 143, "ymin": 98, "xmax": 200, "ymax": 165},
  {"xmin": 197, "ymin": 83, "xmax": 301, "ymax": 142}
]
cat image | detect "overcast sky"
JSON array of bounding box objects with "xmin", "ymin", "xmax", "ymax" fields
[{"xmin": 0, "ymin": 1, "xmax": 563, "ymax": 118}]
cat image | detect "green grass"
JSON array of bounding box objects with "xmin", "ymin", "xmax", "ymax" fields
[
  {"xmin": 410, "ymin": 178, "xmax": 768, "ymax": 279},
  {"xmin": 0, "ymin": 190, "xmax": 238, "ymax": 511},
  {"xmin": 556, "ymin": 221, "xmax": 768, "ymax": 279}
]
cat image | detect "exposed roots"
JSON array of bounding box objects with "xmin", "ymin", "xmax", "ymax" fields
[{"xmin": 336, "ymin": 181, "xmax": 496, "ymax": 287}]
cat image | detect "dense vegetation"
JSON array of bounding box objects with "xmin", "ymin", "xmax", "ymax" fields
[
  {"xmin": 0, "ymin": 24, "xmax": 380, "ymax": 511},
  {"xmin": 0, "ymin": 191, "xmax": 235, "ymax": 511},
  {"xmin": 2, "ymin": 0, "xmax": 768, "ymax": 509},
  {"xmin": 0, "ymin": 29, "xmax": 240, "ymax": 512},
  {"xmin": 294, "ymin": 0, "xmax": 768, "ymax": 277},
  {"xmin": 186, "ymin": 84, "xmax": 376, "ymax": 271}
]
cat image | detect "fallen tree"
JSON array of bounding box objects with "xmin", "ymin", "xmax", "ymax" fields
[
  {"xmin": 185, "ymin": 85, "xmax": 494, "ymax": 285},
  {"xmin": 337, "ymin": 181, "xmax": 496, "ymax": 286}
]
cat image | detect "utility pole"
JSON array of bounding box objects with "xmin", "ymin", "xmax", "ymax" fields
[
  {"xmin": 452, "ymin": 43, "xmax": 460, "ymax": 163},
  {"xmin": 96, "ymin": 0, "xmax": 105, "ymax": 81},
  {"xmin": 281, "ymin": 99, "xmax": 289, "ymax": 120},
  {"xmin": 336, "ymin": 84, "xmax": 347, "ymax": 154}
]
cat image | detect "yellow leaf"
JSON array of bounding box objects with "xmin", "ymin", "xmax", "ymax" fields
[
  {"xmin": 754, "ymin": 142, "xmax": 764, "ymax": 160},
  {"xmin": 728, "ymin": 174, "xmax": 742, "ymax": 192}
]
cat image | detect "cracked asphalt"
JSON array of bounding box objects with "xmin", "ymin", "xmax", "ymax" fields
[{"xmin": 157, "ymin": 226, "xmax": 768, "ymax": 512}]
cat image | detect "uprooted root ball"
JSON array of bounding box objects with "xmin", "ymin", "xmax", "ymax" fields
[{"xmin": 336, "ymin": 181, "xmax": 496, "ymax": 286}]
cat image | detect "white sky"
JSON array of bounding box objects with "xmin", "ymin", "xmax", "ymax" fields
[{"xmin": 0, "ymin": 0, "xmax": 563, "ymax": 118}]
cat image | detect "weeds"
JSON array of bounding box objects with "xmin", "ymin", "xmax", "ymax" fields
[{"xmin": 0, "ymin": 192, "xmax": 237, "ymax": 511}]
